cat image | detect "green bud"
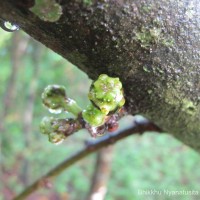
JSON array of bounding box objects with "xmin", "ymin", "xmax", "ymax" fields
[
  {"xmin": 40, "ymin": 116, "xmax": 55, "ymax": 135},
  {"xmin": 40, "ymin": 117, "xmax": 67, "ymax": 144},
  {"xmin": 42, "ymin": 85, "xmax": 82, "ymax": 116},
  {"xmin": 82, "ymin": 104, "xmax": 106, "ymax": 127},
  {"xmin": 88, "ymin": 74, "xmax": 125, "ymax": 114},
  {"xmin": 42, "ymin": 85, "xmax": 66, "ymax": 114},
  {"xmin": 48, "ymin": 132, "xmax": 65, "ymax": 144}
]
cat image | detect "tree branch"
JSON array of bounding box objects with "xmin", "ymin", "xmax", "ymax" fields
[
  {"xmin": 0, "ymin": 2, "xmax": 198, "ymax": 199},
  {"xmin": 13, "ymin": 116, "xmax": 162, "ymax": 200},
  {"xmin": 0, "ymin": 0, "xmax": 199, "ymax": 151}
]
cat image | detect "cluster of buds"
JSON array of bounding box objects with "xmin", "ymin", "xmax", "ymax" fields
[
  {"xmin": 40, "ymin": 117, "xmax": 82, "ymax": 144},
  {"xmin": 40, "ymin": 74, "xmax": 126, "ymax": 144}
]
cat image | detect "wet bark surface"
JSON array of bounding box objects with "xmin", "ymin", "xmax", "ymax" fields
[{"xmin": 0, "ymin": 0, "xmax": 199, "ymax": 151}]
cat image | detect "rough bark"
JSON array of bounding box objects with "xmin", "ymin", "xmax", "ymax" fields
[{"xmin": 0, "ymin": 0, "xmax": 199, "ymax": 151}]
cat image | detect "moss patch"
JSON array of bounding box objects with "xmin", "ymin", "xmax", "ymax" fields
[
  {"xmin": 164, "ymin": 86, "xmax": 197, "ymax": 116},
  {"xmin": 135, "ymin": 26, "xmax": 174, "ymax": 48},
  {"xmin": 82, "ymin": 0, "xmax": 94, "ymax": 6}
]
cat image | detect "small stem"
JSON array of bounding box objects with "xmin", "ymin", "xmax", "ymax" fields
[
  {"xmin": 13, "ymin": 116, "xmax": 162, "ymax": 200},
  {"xmin": 64, "ymin": 98, "xmax": 82, "ymax": 117}
]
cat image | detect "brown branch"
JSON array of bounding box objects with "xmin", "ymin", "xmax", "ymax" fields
[
  {"xmin": 12, "ymin": 116, "xmax": 162, "ymax": 200},
  {"xmin": 0, "ymin": 0, "xmax": 200, "ymax": 152}
]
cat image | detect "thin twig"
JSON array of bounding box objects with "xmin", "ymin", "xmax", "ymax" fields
[{"xmin": 13, "ymin": 116, "xmax": 162, "ymax": 200}]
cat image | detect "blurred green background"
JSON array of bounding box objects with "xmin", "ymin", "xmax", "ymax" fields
[{"xmin": 0, "ymin": 30, "xmax": 200, "ymax": 200}]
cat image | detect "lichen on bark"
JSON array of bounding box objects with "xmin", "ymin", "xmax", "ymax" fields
[{"xmin": 30, "ymin": 0, "xmax": 63, "ymax": 22}]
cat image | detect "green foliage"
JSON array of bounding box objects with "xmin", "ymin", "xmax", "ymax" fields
[
  {"xmin": 0, "ymin": 30, "xmax": 12, "ymax": 46},
  {"xmin": 107, "ymin": 129, "xmax": 200, "ymax": 200}
]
